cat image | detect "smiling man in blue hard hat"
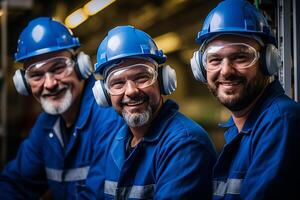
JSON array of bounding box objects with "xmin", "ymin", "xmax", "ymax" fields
[
  {"xmin": 0, "ymin": 17, "xmax": 123, "ymax": 199},
  {"xmin": 190, "ymin": 0, "xmax": 300, "ymax": 199},
  {"xmin": 86, "ymin": 25, "xmax": 217, "ymax": 199}
]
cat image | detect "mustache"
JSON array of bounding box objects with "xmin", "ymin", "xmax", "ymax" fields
[
  {"xmin": 216, "ymin": 75, "xmax": 246, "ymax": 84},
  {"xmin": 42, "ymin": 85, "xmax": 69, "ymax": 96},
  {"xmin": 121, "ymin": 94, "xmax": 149, "ymax": 105}
]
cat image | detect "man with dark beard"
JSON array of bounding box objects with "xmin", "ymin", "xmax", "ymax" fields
[
  {"xmin": 89, "ymin": 25, "xmax": 217, "ymax": 199},
  {"xmin": 0, "ymin": 17, "xmax": 123, "ymax": 199},
  {"xmin": 190, "ymin": 0, "xmax": 300, "ymax": 199}
]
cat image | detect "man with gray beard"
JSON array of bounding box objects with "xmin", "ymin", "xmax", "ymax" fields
[
  {"xmin": 0, "ymin": 17, "xmax": 123, "ymax": 199},
  {"xmin": 89, "ymin": 25, "xmax": 217, "ymax": 199}
]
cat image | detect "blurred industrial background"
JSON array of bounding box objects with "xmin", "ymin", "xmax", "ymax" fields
[{"xmin": 0, "ymin": 0, "xmax": 299, "ymax": 169}]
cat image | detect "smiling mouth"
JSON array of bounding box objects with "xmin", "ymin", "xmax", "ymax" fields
[
  {"xmin": 42, "ymin": 87, "xmax": 67, "ymax": 99},
  {"xmin": 216, "ymin": 77, "xmax": 246, "ymax": 87},
  {"xmin": 219, "ymin": 81, "xmax": 242, "ymax": 86},
  {"xmin": 124, "ymin": 99, "xmax": 145, "ymax": 106}
]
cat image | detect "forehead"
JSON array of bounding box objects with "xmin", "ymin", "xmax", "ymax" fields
[
  {"xmin": 206, "ymin": 35, "xmax": 261, "ymax": 50},
  {"xmin": 23, "ymin": 50, "xmax": 72, "ymax": 68}
]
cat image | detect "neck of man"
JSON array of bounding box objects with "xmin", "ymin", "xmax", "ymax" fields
[
  {"xmin": 61, "ymin": 93, "xmax": 82, "ymax": 128},
  {"xmin": 129, "ymin": 124, "xmax": 150, "ymax": 147},
  {"xmin": 129, "ymin": 98, "xmax": 163, "ymax": 147},
  {"xmin": 231, "ymin": 81, "xmax": 269, "ymax": 132}
]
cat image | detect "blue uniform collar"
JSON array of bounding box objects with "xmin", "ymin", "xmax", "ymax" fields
[
  {"xmin": 218, "ymin": 117, "xmax": 235, "ymax": 128},
  {"xmin": 143, "ymin": 99, "xmax": 178, "ymax": 142},
  {"xmin": 111, "ymin": 99, "xmax": 179, "ymax": 170},
  {"xmin": 220, "ymin": 80, "xmax": 285, "ymax": 140},
  {"xmin": 242, "ymin": 80, "xmax": 284, "ymax": 132},
  {"xmin": 73, "ymin": 76, "xmax": 95, "ymax": 130}
]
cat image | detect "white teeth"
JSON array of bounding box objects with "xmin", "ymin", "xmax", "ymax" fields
[
  {"xmin": 221, "ymin": 81, "xmax": 239, "ymax": 86},
  {"xmin": 126, "ymin": 100, "xmax": 144, "ymax": 106}
]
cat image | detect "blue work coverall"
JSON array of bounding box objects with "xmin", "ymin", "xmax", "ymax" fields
[
  {"xmin": 0, "ymin": 77, "xmax": 123, "ymax": 200},
  {"xmin": 213, "ymin": 80, "xmax": 300, "ymax": 200},
  {"xmin": 98, "ymin": 100, "xmax": 217, "ymax": 199}
]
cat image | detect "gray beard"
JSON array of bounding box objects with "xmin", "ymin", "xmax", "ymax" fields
[
  {"xmin": 40, "ymin": 89, "xmax": 73, "ymax": 115},
  {"xmin": 122, "ymin": 105, "xmax": 152, "ymax": 127}
]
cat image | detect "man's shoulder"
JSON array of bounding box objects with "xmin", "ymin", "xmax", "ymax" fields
[
  {"xmin": 266, "ymin": 94, "xmax": 300, "ymax": 119},
  {"xmin": 163, "ymin": 111, "xmax": 210, "ymax": 142},
  {"xmin": 249, "ymin": 94, "xmax": 300, "ymax": 139},
  {"xmin": 89, "ymin": 102, "xmax": 121, "ymax": 123},
  {"xmin": 261, "ymin": 80, "xmax": 300, "ymax": 119},
  {"xmin": 23, "ymin": 112, "xmax": 58, "ymax": 142},
  {"xmin": 172, "ymin": 111, "xmax": 205, "ymax": 129},
  {"xmin": 154, "ymin": 111, "xmax": 217, "ymax": 158}
]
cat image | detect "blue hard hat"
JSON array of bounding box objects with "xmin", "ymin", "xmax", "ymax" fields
[
  {"xmin": 94, "ymin": 25, "xmax": 166, "ymax": 74},
  {"xmin": 196, "ymin": 0, "xmax": 276, "ymax": 45},
  {"xmin": 15, "ymin": 17, "xmax": 80, "ymax": 62}
]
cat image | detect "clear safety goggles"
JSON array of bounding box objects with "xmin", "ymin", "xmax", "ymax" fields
[
  {"xmin": 202, "ymin": 43, "xmax": 260, "ymax": 71},
  {"xmin": 105, "ymin": 63, "xmax": 158, "ymax": 96},
  {"xmin": 25, "ymin": 56, "xmax": 75, "ymax": 87}
]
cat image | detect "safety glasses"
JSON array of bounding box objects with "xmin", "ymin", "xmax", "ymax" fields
[
  {"xmin": 25, "ymin": 56, "xmax": 75, "ymax": 87},
  {"xmin": 202, "ymin": 43, "xmax": 260, "ymax": 71},
  {"xmin": 105, "ymin": 63, "xmax": 158, "ymax": 96}
]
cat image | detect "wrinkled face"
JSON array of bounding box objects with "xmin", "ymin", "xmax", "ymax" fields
[
  {"xmin": 205, "ymin": 35, "xmax": 268, "ymax": 111},
  {"xmin": 24, "ymin": 50, "xmax": 84, "ymax": 115},
  {"xmin": 105, "ymin": 58, "xmax": 162, "ymax": 127}
]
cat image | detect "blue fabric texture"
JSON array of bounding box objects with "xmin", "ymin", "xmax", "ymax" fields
[
  {"xmin": 85, "ymin": 99, "xmax": 217, "ymax": 199},
  {"xmin": 213, "ymin": 80, "xmax": 300, "ymax": 200},
  {"xmin": 0, "ymin": 76, "xmax": 124, "ymax": 200}
]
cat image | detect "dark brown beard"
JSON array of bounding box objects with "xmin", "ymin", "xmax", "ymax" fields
[{"xmin": 208, "ymin": 73, "xmax": 268, "ymax": 111}]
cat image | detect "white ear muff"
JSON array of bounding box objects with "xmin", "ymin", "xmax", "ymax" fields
[
  {"xmin": 160, "ymin": 65, "xmax": 177, "ymax": 95},
  {"xmin": 190, "ymin": 51, "xmax": 207, "ymax": 83},
  {"xmin": 264, "ymin": 44, "xmax": 281, "ymax": 75},
  {"xmin": 76, "ymin": 51, "xmax": 93, "ymax": 79},
  {"xmin": 13, "ymin": 69, "xmax": 31, "ymax": 96},
  {"xmin": 92, "ymin": 80, "xmax": 111, "ymax": 107}
]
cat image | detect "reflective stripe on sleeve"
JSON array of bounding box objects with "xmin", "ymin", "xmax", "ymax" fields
[
  {"xmin": 45, "ymin": 166, "xmax": 90, "ymax": 182},
  {"xmin": 104, "ymin": 180, "xmax": 118, "ymax": 196},
  {"xmin": 104, "ymin": 180, "xmax": 155, "ymax": 199},
  {"xmin": 213, "ymin": 178, "xmax": 243, "ymax": 196}
]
